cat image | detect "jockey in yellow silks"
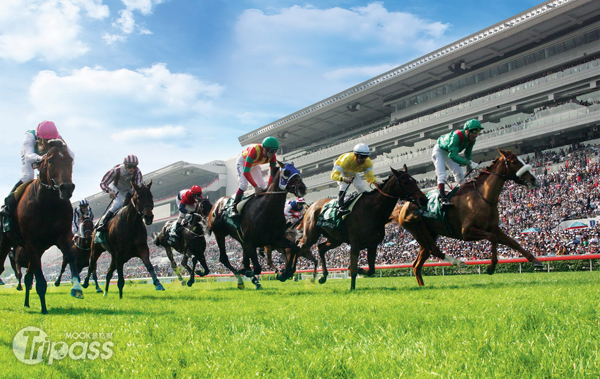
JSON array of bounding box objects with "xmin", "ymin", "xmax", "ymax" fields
[{"xmin": 331, "ymin": 143, "xmax": 381, "ymax": 215}]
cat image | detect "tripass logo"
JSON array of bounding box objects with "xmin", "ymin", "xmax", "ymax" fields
[{"xmin": 13, "ymin": 326, "xmax": 114, "ymax": 365}]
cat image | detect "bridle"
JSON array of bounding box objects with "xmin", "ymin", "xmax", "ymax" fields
[
  {"xmin": 373, "ymin": 172, "xmax": 423, "ymax": 204},
  {"xmin": 131, "ymin": 188, "xmax": 153, "ymax": 218},
  {"xmin": 475, "ymin": 154, "xmax": 535, "ymax": 205},
  {"xmin": 37, "ymin": 147, "xmax": 70, "ymax": 191}
]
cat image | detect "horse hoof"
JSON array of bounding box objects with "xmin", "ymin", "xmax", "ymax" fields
[
  {"xmin": 255, "ymin": 284, "xmax": 263, "ymax": 290},
  {"xmin": 41, "ymin": 309, "xmax": 48, "ymax": 315},
  {"xmin": 54, "ymin": 281, "xmax": 60, "ymax": 287},
  {"xmin": 71, "ymin": 289, "xmax": 84, "ymax": 299},
  {"xmin": 103, "ymin": 292, "xmax": 108, "ymax": 297},
  {"xmin": 486, "ymin": 267, "xmax": 496, "ymax": 275},
  {"xmin": 276, "ymin": 273, "xmax": 287, "ymax": 282},
  {"xmin": 181, "ymin": 281, "xmax": 187, "ymax": 286},
  {"xmin": 96, "ymin": 288, "xmax": 103, "ymax": 293},
  {"xmin": 155, "ymin": 284, "xmax": 165, "ymax": 291},
  {"xmin": 237, "ymin": 283, "xmax": 245, "ymax": 290},
  {"xmin": 17, "ymin": 285, "xmax": 23, "ymax": 291},
  {"xmin": 81, "ymin": 282, "xmax": 89, "ymax": 289},
  {"xmin": 318, "ymin": 277, "xmax": 327, "ymax": 285},
  {"xmin": 186, "ymin": 281, "xmax": 194, "ymax": 287},
  {"xmin": 0, "ymin": 279, "xmax": 4, "ymax": 285}
]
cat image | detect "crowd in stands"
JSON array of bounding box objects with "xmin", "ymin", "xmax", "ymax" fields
[
  {"xmin": 286, "ymin": 56, "xmax": 599, "ymax": 162},
  {"xmin": 30, "ymin": 141, "xmax": 598, "ymax": 283}
]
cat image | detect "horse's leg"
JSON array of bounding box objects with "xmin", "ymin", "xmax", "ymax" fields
[
  {"xmin": 23, "ymin": 266, "xmax": 34, "ymax": 309},
  {"xmin": 116, "ymin": 261, "xmax": 125, "ymax": 299},
  {"xmin": 265, "ymin": 246, "xmax": 278, "ymax": 273},
  {"xmin": 165, "ymin": 245, "xmax": 183, "ymax": 283},
  {"xmin": 33, "ymin": 264, "xmax": 48, "ymax": 314},
  {"xmin": 492, "ymin": 227, "xmax": 543, "ymax": 268},
  {"xmin": 317, "ymin": 238, "xmax": 341, "ymax": 284},
  {"xmin": 349, "ymin": 245, "xmax": 361, "ymax": 291},
  {"xmin": 58, "ymin": 241, "xmax": 83, "ymax": 299},
  {"xmin": 139, "ymin": 248, "xmax": 165, "ymax": 291},
  {"xmin": 180, "ymin": 254, "xmax": 194, "ymax": 287},
  {"xmin": 488, "ymin": 242, "xmax": 499, "ymax": 275},
  {"xmin": 92, "ymin": 271, "xmax": 102, "ymax": 293},
  {"xmin": 54, "ymin": 257, "xmax": 68, "ymax": 287},
  {"xmin": 84, "ymin": 243, "xmax": 102, "ymax": 288},
  {"xmin": 10, "ymin": 251, "xmax": 23, "ymax": 291},
  {"xmin": 412, "ymin": 246, "xmax": 431, "ymax": 287},
  {"xmin": 187, "ymin": 256, "xmax": 198, "ymax": 287},
  {"xmin": 194, "ymin": 247, "xmax": 209, "ymax": 277},
  {"xmin": 103, "ymin": 257, "xmax": 116, "ymax": 297},
  {"xmin": 245, "ymin": 244, "xmax": 263, "ymax": 290},
  {"xmin": 357, "ymin": 245, "xmax": 377, "ymax": 277},
  {"xmin": 215, "ymin": 234, "xmax": 244, "ymax": 289}
]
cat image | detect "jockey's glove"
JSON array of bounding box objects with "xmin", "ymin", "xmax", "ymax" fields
[{"xmin": 469, "ymin": 161, "xmax": 480, "ymax": 170}]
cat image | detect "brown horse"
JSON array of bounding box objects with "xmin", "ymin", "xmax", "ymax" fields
[
  {"xmin": 395, "ymin": 149, "xmax": 544, "ymax": 286},
  {"xmin": 208, "ymin": 162, "xmax": 307, "ymax": 289},
  {"xmin": 297, "ymin": 166, "xmax": 428, "ymax": 290},
  {"xmin": 83, "ymin": 181, "xmax": 164, "ymax": 298},
  {"xmin": 54, "ymin": 218, "xmax": 102, "ymax": 292},
  {"xmin": 0, "ymin": 141, "xmax": 81, "ymax": 314},
  {"xmin": 153, "ymin": 198, "xmax": 212, "ymax": 286}
]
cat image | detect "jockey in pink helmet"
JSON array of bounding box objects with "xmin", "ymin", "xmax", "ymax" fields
[{"xmin": 1, "ymin": 120, "xmax": 73, "ymax": 219}]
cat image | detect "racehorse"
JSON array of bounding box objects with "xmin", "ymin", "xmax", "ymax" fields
[
  {"xmin": 0, "ymin": 141, "xmax": 82, "ymax": 314},
  {"xmin": 297, "ymin": 165, "xmax": 428, "ymax": 290},
  {"xmin": 153, "ymin": 198, "xmax": 213, "ymax": 286},
  {"xmin": 54, "ymin": 218, "xmax": 102, "ymax": 292},
  {"xmin": 208, "ymin": 162, "xmax": 307, "ymax": 289},
  {"xmin": 83, "ymin": 181, "xmax": 164, "ymax": 298},
  {"xmin": 394, "ymin": 149, "xmax": 544, "ymax": 286}
]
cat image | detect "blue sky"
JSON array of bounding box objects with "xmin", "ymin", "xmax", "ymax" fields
[{"xmin": 0, "ymin": 0, "xmax": 543, "ymax": 200}]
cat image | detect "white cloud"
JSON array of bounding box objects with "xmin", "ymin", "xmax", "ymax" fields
[
  {"xmin": 107, "ymin": 0, "xmax": 163, "ymax": 42},
  {"xmin": 29, "ymin": 63, "xmax": 225, "ymax": 129},
  {"xmin": 112, "ymin": 125, "xmax": 186, "ymax": 142},
  {"xmin": 0, "ymin": 0, "xmax": 109, "ymax": 62}
]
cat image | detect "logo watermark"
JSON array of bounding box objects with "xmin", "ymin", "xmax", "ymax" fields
[{"xmin": 13, "ymin": 326, "xmax": 113, "ymax": 365}]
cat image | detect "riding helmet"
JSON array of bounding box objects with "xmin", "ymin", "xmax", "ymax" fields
[
  {"xmin": 79, "ymin": 199, "xmax": 89, "ymax": 207},
  {"xmin": 353, "ymin": 143, "xmax": 370, "ymax": 156},
  {"xmin": 191, "ymin": 185, "xmax": 202, "ymax": 195},
  {"xmin": 124, "ymin": 155, "xmax": 139, "ymax": 165},
  {"xmin": 36, "ymin": 121, "xmax": 60, "ymax": 140},
  {"xmin": 463, "ymin": 119, "xmax": 483, "ymax": 131},
  {"xmin": 262, "ymin": 136, "xmax": 279, "ymax": 150}
]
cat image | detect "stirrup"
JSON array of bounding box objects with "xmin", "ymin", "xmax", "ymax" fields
[
  {"xmin": 439, "ymin": 197, "xmax": 453, "ymax": 208},
  {"xmin": 338, "ymin": 207, "xmax": 351, "ymax": 216}
]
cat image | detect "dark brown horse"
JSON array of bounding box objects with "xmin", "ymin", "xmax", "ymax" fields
[
  {"xmin": 395, "ymin": 149, "xmax": 544, "ymax": 286},
  {"xmin": 0, "ymin": 141, "xmax": 81, "ymax": 314},
  {"xmin": 83, "ymin": 181, "xmax": 163, "ymax": 298},
  {"xmin": 153, "ymin": 198, "xmax": 212, "ymax": 286},
  {"xmin": 298, "ymin": 166, "xmax": 428, "ymax": 290},
  {"xmin": 208, "ymin": 162, "xmax": 307, "ymax": 289},
  {"xmin": 54, "ymin": 218, "xmax": 102, "ymax": 292}
]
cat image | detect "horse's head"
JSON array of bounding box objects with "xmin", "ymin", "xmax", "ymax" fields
[
  {"xmin": 498, "ymin": 149, "xmax": 537, "ymax": 189},
  {"xmin": 278, "ymin": 162, "xmax": 307, "ymax": 197},
  {"xmin": 196, "ymin": 198, "xmax": 213, "ymax": 218},
  {"xmin": 81, "ymin": 218, "xmax": 94, "ymax": 239},
  {"xmin": 37, "ymin": 141, "xmax": 75, "ymax": 200},
  {"xmin": 132, "ymin": 181, "xmax": 154, "ymax": 225},
  {"xmin": 389, "ymin": 165, "xmax": 428, "ymax": 208}
]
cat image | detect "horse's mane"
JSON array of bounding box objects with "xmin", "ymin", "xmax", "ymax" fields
[
  {"xmin": 360, "ymin": 175, "xmax": 393, "ymax": 197},
  {"xmin": 453, "ymin": 154, "xmax": 505, "ymax": 197}
]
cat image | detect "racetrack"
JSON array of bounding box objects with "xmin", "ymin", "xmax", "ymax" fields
[{"xmin": 1, "ymin": 271, "xmax": 598, "ymax": 378}]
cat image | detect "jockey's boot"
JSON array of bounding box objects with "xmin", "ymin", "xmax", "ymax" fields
[
  {"xmin": 438, "ymin": 183, "xmax": 453, "ymax": 209},
  {"xmin": 230, "ymin": 190, "xmax": 244, "ymax": 218},
  {"xmin": 96, "ymin": 211, "xmax": 114, "ymax": 231},
  {"xmin": 337, "ymin": 191, "xmax": 350, "ymax": 216},
  {"xmin": 0, "ymin": 180, "xmax": 22, "ymax": 218}
]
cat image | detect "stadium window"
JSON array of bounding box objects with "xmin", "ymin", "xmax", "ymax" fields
[
  {"xmin": 563, "ymin": 39, "xmax": 575, "ymax": 51},
  {"xmin": 544, "ymin": 47, "xmax": 555, "ymax": 58},
  {"xmin": 458, "ymin": 79, "xmax": 467, "ymax": 89},
  {"xmin": 554, "ymin": 43, "xmax": 564, "ymax": 54},
  {"xmin": 574, "ymin": 35, "xmax": 585, "ymax": 47},
  {"xmin": 490, "ymin": 67, "xmax": 499, "ymax": 77},
  {"xmin": 498, "ymin": 63, "xmax": 508, "ymax": 74},
  {"xmin": 466, "ymin": 75, "xmax": 476, "ymax": 85},
  {"xmin": 515, "ymin": 57, "xmax": 525, "ymax": 68}
]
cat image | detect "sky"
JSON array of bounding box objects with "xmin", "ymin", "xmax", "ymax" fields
[{"xmin": 0, "ymin": 0, "xmax": 544, "ymax": 201}]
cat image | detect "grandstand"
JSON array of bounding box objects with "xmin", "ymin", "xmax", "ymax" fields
[
  {"xmin": 78, "ymin": 0, "xmax": 600, "ymax": 236},
  {"xmin": 240, "ymin": 0, "xmax": 600, "ymax": 202}
]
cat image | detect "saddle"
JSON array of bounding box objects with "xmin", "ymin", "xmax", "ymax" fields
[
  {"xmin": 421, "ymin": 187, "xmax": 460, "ymax": 238},
  {"xmin": 316, "ymin": 193, "xmax": 363, "ymax": 230}
]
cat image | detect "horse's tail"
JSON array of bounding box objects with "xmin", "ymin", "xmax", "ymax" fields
[{"xmin": 152, "ymin": 232, "xmax": 162, "ymax": 247}]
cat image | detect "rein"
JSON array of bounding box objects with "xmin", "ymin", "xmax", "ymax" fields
[{"xmin": 373, "ymin": 174, "xmax": 421, "ymax": 201}]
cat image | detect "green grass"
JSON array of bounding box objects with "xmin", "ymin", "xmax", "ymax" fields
[{"xmin": 1, "ymin": 272, "xmax": 598, "ymax": 378}]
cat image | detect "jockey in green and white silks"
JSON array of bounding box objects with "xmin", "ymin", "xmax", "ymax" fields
[{"xmin": 432, "ymin": 119, "xmax": 484, "ymax": 208}]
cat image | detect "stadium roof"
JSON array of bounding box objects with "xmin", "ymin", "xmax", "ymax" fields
[
  {"xmin": 238, "ymin": 0, "xmax": 600, "ymax": 152},
  {"xmin": 81, "ymin": 161, "xmax": 226, "ymax": 213}
]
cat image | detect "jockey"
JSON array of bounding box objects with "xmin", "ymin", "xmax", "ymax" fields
[
  {"xmin": 97, "ymin": 155, "xmax": 143, "ymax": 230},
  {"xmin": 284, "ymin": 197, "xmax": 307, "ymax": 225},
  {"xmin": 175, "ymin": 185, "xmax": 203, "ymax": 234},
  {"xmin": 331, "ymin": 143, "xmax": 381, "ymax": 216},
  {"xmin": 231, "ymin": 136, "xmax": 279, "ymax": 217},
  {"xmin": 72, "ymin": 199, "xmax": 94, "ymax": 237},
  {"xmin": 1, "ymin": 121, "xmax": 74, "ymax": 219},
  {"xmin": 432, "ymin": 119, "xmax": 484, "ymax": 208}
]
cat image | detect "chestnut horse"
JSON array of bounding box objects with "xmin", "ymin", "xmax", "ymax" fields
[
  {"xmin": 0, "ymin": 141, "xmax": 81, "ymax": 314},
  {"xmin": 54, "ymin": 218, "xmax": 102, "ymax": 292},
  {"xmin": 208, "ymin": 162, "xmax": 307, "ymax": 290},
  {"xmin": 298, "ymin": 166, "xmax": 428, "ymax": 290},
  {"xmin": 153, "ymin": 198, "xmax": 212, "ymax": 286},
  {"xmin": 395, "ymin": 149, "xmax": 543, "ymax": 286},
  {"xmin": 83, "ymin": 182, "xmax": 164, "ymax": 298}
]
